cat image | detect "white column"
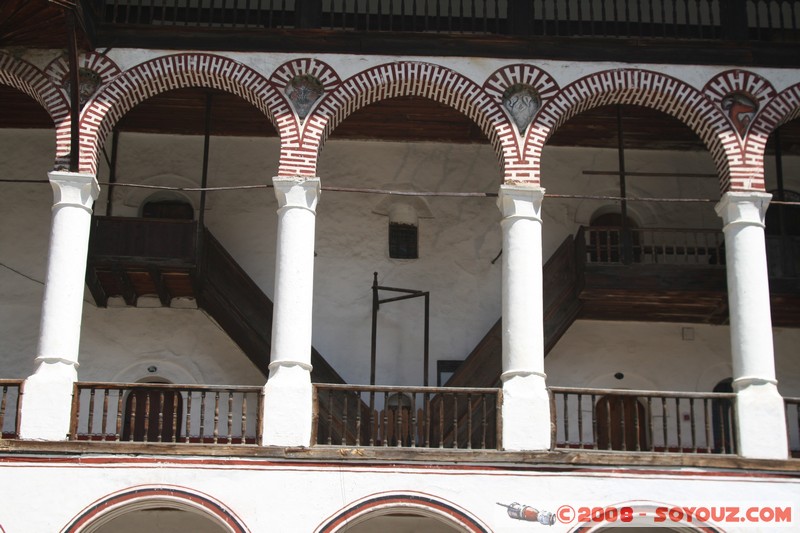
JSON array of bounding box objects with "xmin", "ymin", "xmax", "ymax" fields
[
  {"xmin": 716, "ymin": 191, "xmax": 788, "ymax": 459},
  {"xmin": 19, "ymin": 171, "xmax": 99, "ymax": 440},
  {"xmin": 262, "ymin": 177, "xmax": 320, "ymax": 446},
  {"xmin": 497, "ymin": 185, "xmax": 551, "ymax": 451}
]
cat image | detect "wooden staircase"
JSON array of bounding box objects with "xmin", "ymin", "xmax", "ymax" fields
[{"xmin": 85, "ymin": 216, "xmax": 344, "ymax": 384}]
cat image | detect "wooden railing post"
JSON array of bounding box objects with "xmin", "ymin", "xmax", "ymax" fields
[
  {"xmin": 507, "ymin": 0, "xmax": 535, "ymax": 36},
  {"xmin": 296, "ymin": 0, "xmax": 322, "ymax": 29},
  {"xmin": 722, "ymin": 0, "xmax": 749, "ymax": 40}
]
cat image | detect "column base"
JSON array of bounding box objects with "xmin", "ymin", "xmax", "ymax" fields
[
  {"xmin": 734, "ymin": 379, "xmax": 788, "ymax": 460},
  {"xmin": 18, "ymin": 361, "xmax": 77, "ymax": 441},
  {"xmin": 501, "ymin": 372, "xmax": 552, "ymax": 451},
  {"xmin": 261, "ymin": 362, "xmax": 313, "ymax": 447}
]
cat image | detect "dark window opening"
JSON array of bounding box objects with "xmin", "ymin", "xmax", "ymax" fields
[
  {"xmin": 389, "ymin": 222, "xmax": 418, "ymax": 259},
  {"xmin": 142, "ymin": 200, "xmax": 194, "ymax": 220}
]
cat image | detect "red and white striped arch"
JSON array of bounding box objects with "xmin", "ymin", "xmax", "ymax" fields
[
  {"xmin": 77, "ymin": 53, "xmax": 288, "ymax": 175},
  {"xmin": 744, "ymin": 82, "xmax": 800, "ymax": 189},
  {"xmin": 283, "ymin": 61, "xmax": 516, "ymax": 180},
  {"xmin": 526, "ymin": 68, "xmax": 741, "ymax": 193},
  {"xmin": 0, "ymin": 53, "xmax": 71, "ymax": 168}
]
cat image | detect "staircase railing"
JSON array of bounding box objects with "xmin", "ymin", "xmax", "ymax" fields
[{"xmin": 314, "ymin": 383, "xmax": 501, "ymax": 449}]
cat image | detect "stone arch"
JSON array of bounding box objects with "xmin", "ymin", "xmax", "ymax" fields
[
  {"xmin": 0, "ymin": 53, "xmax": 71, "ymax": 167},
  {"xmin": 744, "ymin": 82, "xmax": 800, "ymax": 191},
  {"xmin": 62, "ymin": 485, "xmax": 250, "ymax": 533},
  {"xmin": 527, "ymin": 69, "xmax": 736, "ymax": 193},
  {"xmin": 316, "ymin": 492, "xmax": 489, "ymax": 533},
  {"xmin": 288, "ymin": 61, "xmax": 515, "ymax": 180},
  {"xmin": 78, "ymin": 53, "xmax": 288, "ymax": 175}
]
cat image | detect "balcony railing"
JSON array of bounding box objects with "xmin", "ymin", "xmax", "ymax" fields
[
  {"xmin": 584, "ymin": 227, "xmax": 725, "ymax": 266},
  {"xmin": 70, "ymin": 382, "xmax": 262, "ymax": 444},
  {"xmin": 314, "ymin": 384, "xmax": 501, "ymax": 449},
  {"xmin": 0, "ymin": 380, "xmax": 22, "ymax": 439},
  {"xmin": 787, "ymin": 397, "xmax": 800, "ymax": 458},
  {"xmin": 88, "ymin": 0, "xmax": 800, "ymax": 41},
  {"xmin": 551, "ymin": 387, "xmax": 737, "ymax": 454}
]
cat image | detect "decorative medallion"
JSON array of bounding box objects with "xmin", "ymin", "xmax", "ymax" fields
[
  {"xmin": 721, "ymin": 92, "xmax": 758, "ymax": 137},
  {"xmin": 63, "ymin": 67, "xmax": 102, "ymax": 108},
  {"xmin": 502, "ymin": 84, "xmax": 541, "ymax": 134},
  {"xmin": 285, "ymin": 74, "xmax": 324, "ymax": 120}
]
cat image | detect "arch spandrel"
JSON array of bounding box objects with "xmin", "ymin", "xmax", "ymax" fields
[
  {"xmin": 0, "ymin": 53, "xmax": 71, "ymax": 168},
  {"xmin": 744, "ymin": 82, "xmax": 800, "ymax": 191},
  {"xmin": 286, "ymin": 61, "xmax": 516, "ymax": 181},
  {"xmin": 77, "ymin": 53, "xmax": 288, "ymax": 176},
  {"xmin": 527, "ymin": 69, "xmax": 738, "ymax": 194}
]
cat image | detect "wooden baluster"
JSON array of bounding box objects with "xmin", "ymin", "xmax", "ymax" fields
[
  {"xmin": 382, "ymin": 391, "xmax": 389, "ymax": 447},
  {"xmin": 424, "ymin": 391, "xmax": 431, "ymax": 448},
  {"xmin": 466, "ymin": 393, "xmax": 473, "ymax": 449},
  {"xmin": 115, "ymin": 390, "xmax": 123, "ymax": 441},
  {"xmin": 410, "ymin": 392, "xmax": 417, "ymax": 448},
  {"xmin": 172, "ymin": 391, "xmax": 179, "ymax": 443},
  {"xmin": 690, "ymin": 398, "xmax": 698, "ymax": 452},
  {"xmin": 481, "ymin": 393, "xmax": 487, "ymax": 450},
  {"xmin": 142, "ymin": 393, "xmax": 151, "ymax": 443},
  {"xmin": 327, "ymin": 390, "xmax": 334, "ymax": 445},
  {"xmin": 99, "ymin": 388, "xmax": 109, "ymax": 439},
  {"xmin": 157, "ymin": 390, "xmax": 165, "ymax": 442},
  {"xmin": 633, "ymin": 394, "xmax": 641, "ymax": 451},
  {"xmin": 355, "ymin": 391, "xmax": 362, "ymax": 447},
  {"xmin": 241, "ymin": 393, "xmax": 248, "ymax": 444},
  {"xmin": 199, "ymin": 391, "xmax": 206, "ymax": 442},
  {"xmin": 213, "ymin": 391, "xmax": 220, "ymax": 444},
  {"xmin": 647, "ymin": 396, "xmax": 653, "ymax": 451},
  {"xmin": 703, "ymin": 398, "xmax": 712, "ymax": 453},
  {"xmin": 661, "ymin": 397, "xmax": 668, "ymax": 450},
  {"xmin": 452, "ymin": 394, "xmax": 459, "ymax": 448},
  {"xmin": 87, "ymin": 388, "xmax": 96, "ymax": 438},
  {"xmin": 369, "ymin": 391, "xmax": 375, "ymax": 446},
  {"xmin": 439, "ymin": 393, "xmax": 445, "ymax": 448},
  {"xmin": 675, "ymin": 397, "xmax": 682, "ymax": 452},
  {"xmin": 128, "ymin": 389, "xmax": 138, "ymax": 442},
  {"xmin": 185, "ymin": 392, "xmax": 193, "ymax": 444},
  {"xmin": 563, "ymin": 392, "xmax": 569, "ymax": 445},
  {"xmin": 227, "ymin": 391, "xmax": 234, "ymax": 444},
  {"xmin": 0, "ymin": 385, "xmax": 6, "ymax": 435},
  {"xmin": 343, "ymin": 391, "xmax": 350, "ymax": 446},
  {"xmin": 591, "ymin": 393, "xmax": 598, "ymax": 449},
  {"xmin": 577, "ymin": 392, "xmax": 584, "ymax": 448}
]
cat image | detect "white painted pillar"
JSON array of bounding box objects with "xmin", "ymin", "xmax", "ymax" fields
[
  {"xmin": 716, "ymin": 191, "xmax": 788, "ymax": 459},
  {"xmin": 19, "ymin": 171, "xmax": 99, "ymax": 440},
  {"xmin": 497, "ymin": 185, "xmax": 551, "ymax": 451},
  {"xmin": 262, "ymin": 177, "xmax": 320, "ymax": 447}
]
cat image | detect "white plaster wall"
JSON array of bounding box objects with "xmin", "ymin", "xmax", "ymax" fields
[{"xmin": 0, "ymin": 458, "xmax": 796, "ymax": 533}]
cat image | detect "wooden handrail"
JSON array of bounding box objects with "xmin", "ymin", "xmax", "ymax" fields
[{"xmin": 551, "ymin": 387, "xmax": 737, "ymax": 454}]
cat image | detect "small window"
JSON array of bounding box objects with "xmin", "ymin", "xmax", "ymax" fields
[
  {"xmin": 389, "ymin": 222, "xmax": 418, "ymax": 259},
  {"xmin": 142, "ymin": 200, "xmax": 194, "ymax": 220}
]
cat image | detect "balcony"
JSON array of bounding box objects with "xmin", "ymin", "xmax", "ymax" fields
[
  {"xmin": 0, "ymin": 380, "xmax": 794, "ymax": 459},
  {"xmin": 80, "ymin": 0, "xmax": 800, "ymax": 66}
]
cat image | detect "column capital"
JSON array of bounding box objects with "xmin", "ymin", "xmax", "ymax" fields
[
  {"xmin": 273, "ymin": 176, "xmax": 321, "ymax": 212},
  {"xmin": 497, "ymin": 185, "xmax": 545, "ymax": 220},
  {"xmin": 715, "ymin": 191, "xmax": 772, "ymax": 227},
  {"xmin": 48, "ymin": 171, "xmax": 99, "ymax": 212}
]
